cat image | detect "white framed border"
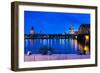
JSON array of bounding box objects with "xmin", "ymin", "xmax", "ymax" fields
[{"xmin": 18, "ymin": 5, "xmax": 96, "ymax": 68}]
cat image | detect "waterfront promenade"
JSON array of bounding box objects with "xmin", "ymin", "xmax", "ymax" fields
[{"xmin": 24, "ymin": 54, "xmax": 90, "ymax": 61}]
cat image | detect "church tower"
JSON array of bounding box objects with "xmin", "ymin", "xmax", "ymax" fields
[
  {"xmin": 69, "ymin": 24, "xmax": 74, "ymax": 34},
  {"xmin": 30, "ymin": 27, "xmax": 35, "ymax": 35}
]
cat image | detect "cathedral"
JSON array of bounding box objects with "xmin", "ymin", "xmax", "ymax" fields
[
  {"xmin": 30, "ymin": 27, "xmax": 35, "ymax": 35},
  {"xmin": 69, "ymin": 24, "xmax": 74, "ymax": 34}
]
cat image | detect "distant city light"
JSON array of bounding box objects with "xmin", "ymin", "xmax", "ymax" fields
[{"xmin": 75, "ymin": 36, "xmax": 77, "ymax": 39}]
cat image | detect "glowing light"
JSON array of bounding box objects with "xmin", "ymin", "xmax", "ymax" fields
[
  {"xmin": 84, "ymin": 45, "xmax": 89, "ymax": 54},
  {"xmin": 84, "ymin": 46, "xmax": 89, "ymax": 51},
  {"xmin": 75, "ymin": 36, "xmax": 77, "ymax": 39},
  {"xmin": 43, "ymin": 39, "xmax": 46, "ymax": 45},
  {"xmin": 85, "ymin": 35, "xmax": 89, "ymax": 41},
  {"xmin": 62, "ymin": 39, "xmax": 65, "ymax": 45},
  {"xmin": 74, "ymin": 39, "xmax": 78, "ymax": 49}
]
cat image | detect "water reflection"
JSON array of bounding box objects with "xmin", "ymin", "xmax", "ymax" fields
[
  {"xmin": 74, "ymin": 39, "xmax": 78, "ymax": 50},
  {"xmin": 24, "ymin": 38, "xmax": 90, "ymax": 55}
]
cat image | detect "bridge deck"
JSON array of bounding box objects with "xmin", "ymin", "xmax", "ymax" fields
[
  {"xmin": 24, "ymin": 34, "xmax": 89, "ymax": 39},
  {"xmin": 24, "ymin": 34, "xmax": 77, "ymax": 39}
]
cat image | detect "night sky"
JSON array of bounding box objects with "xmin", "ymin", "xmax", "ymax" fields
[{"xmin": 24, "ymin": 11, "xmax": 90, "ymax": 34}]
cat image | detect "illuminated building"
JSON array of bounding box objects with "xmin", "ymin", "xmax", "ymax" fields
[
  {"xmin": 30, "ymin": 27, "xmax": 35, "ymax": 35},
  {"xmin": 69, "ymin": 24, "xmax": 74, "ymax": 34}
]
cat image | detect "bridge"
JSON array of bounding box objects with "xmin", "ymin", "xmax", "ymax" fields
[{"xmin": 24, "ymin": 34, "xmax": 89, "ymax": 39}]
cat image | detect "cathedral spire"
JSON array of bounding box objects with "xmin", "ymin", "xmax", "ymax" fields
[
  {"xmin": 69, "ymin": 24, "xmax": 74, "ymax": 34},
  {"xmin": 30, "ymin": 26, "xmax": 35, "ymax": 35}
]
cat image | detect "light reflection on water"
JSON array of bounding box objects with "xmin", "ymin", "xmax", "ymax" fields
[{"xmin": 24, "ymin": 38, "xmax": 89, "ymax": 54}]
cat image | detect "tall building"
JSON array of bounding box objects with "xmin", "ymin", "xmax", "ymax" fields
[
  {"xmin": 69, "ymin": 24, "xmax": 74, "ymax": 34},
  {"xmin": 30, "ymin": 27, "xmax": 35, "ymax": 35}
]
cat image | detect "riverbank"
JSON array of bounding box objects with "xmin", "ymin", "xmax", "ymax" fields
[{"xmin": 24, "ymin": 54, "xmax": 90, "ymax": 61}]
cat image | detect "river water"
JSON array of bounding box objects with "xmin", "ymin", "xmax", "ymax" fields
[{"xmin": 24, "ymin": 38, "xmax": 89, "ymax": 55}]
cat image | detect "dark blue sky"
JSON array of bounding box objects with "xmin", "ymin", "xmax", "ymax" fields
[{"xmin": 24, "ymin": 11, "xmax": 90, "ymax": 34}]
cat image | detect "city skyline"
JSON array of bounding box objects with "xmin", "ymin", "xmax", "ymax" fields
[{"xmin": 24, "ymin": 11, "xmax": 90, "ymax": 34}]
